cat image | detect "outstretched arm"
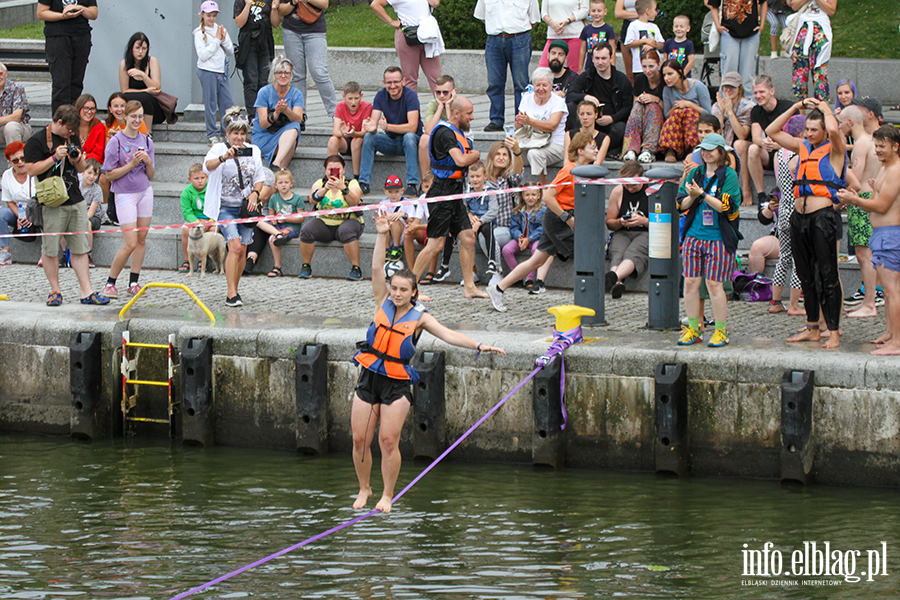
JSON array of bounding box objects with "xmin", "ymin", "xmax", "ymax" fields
[
  {"xmin": 371, "ymin": 212, "xmax": 391, "ymax": 303},
  {"xmin": 419, "ymin": 313, "xmax": 505, "ymax": 354}
]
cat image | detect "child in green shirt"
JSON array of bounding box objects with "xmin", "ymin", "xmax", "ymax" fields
[
  {"xmin": 266, "ymin": 169, "xmax": 305, "ymax": 277},
  {"xmin": 179, "ymin": 163, "xmax": 215, "ymax": 273}
]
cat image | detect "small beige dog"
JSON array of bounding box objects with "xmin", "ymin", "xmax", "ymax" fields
[{"xmin": 186, "ymin": 226, "xmax": 226, "ymax": 277}]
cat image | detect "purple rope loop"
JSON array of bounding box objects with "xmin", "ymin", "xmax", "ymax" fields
[
  {"xmin": 165, "ymin": 331, "xmax": 584, "ymax": 600},
  {"xmin": 534, "ymin": 326, "xmax": 584, "ymax": 431}
]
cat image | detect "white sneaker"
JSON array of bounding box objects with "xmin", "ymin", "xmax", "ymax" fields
[
  {"xmin": 622, "ymin": 150, "xmax": 637, "ymax": 162},
  {"xmin": 0, "ymin": 248, "xmax": 11, "ymax": 265},
  {"xmin": 488, "ymin": 284, "xmax": 507, "ymax": 312},
  {"xmin": 770, "ymin": 52, "xmax": 778, "ymax": 59},
  {"xmin": 637, "ymin": 151, "xmax": 654, "ymax": 163}
]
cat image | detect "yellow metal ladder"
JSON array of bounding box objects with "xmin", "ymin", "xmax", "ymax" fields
[{"xmin": 121, "ymin": 331, "xmax": 179, "ymax": 437}]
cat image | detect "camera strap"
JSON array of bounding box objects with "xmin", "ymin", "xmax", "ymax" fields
[
  {"xmin": 45, "ymin": 126, "xmax": 65, "ymax": 174},
  {"xmin": 233, "ymin": 157, "xmax": 246, "ymax": 194}
]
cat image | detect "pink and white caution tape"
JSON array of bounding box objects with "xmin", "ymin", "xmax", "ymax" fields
[{"xmin": 7, "ymin": 177, "xmax": 677, "ymax": 240}]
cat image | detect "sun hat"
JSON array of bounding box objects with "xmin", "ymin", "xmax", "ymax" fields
[{"xmin": 698, "ymin": 133, "xmax": 727, "ymax": 151}]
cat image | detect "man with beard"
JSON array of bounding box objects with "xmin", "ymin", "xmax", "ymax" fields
[
  {"xmin": 548, "ymin": 40, "xmax": 579, "ymax": 98},
  {"xmin": 411, "ymin": 97, "xmax": 488, "ymax": 299},
  {"xmin": 566, "ymin": 42, "xmax": 633, "ymax": 152}
]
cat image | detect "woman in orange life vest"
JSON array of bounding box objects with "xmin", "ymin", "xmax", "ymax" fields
[
  {"xmin": 764, "ymin": 97, "xmax": 855, "ymax": 349},
  {"xmin": 351, "ymin": 212, "xmax": 505, "ymax": 514}
]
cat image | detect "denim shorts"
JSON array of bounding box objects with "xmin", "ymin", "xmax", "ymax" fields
[{"xmin": 218, "ymin": 204, "xmax": 254, "ymax": 245}]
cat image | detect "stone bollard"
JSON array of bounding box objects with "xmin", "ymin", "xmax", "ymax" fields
[
  {"xmin": 654, "ymin": 362, "xmax": 690, "ymax": 476},
  {"xmin": 181, "ymin": 337, "xmax": 214, "ymax": 447},
  {"xmin": 780, "ymin": 369, "xmax": 815, "ymax": 484},
  {"xmin": 411, "ymin": 350, "xmax": 446, "ymax": 460},
  {"xmin": 295, "ymin": 344, "xmax": 329, "ymax": 455}
]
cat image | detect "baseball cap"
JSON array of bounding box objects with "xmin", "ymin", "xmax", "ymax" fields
[
  {"xmin": 852, "ymin": 97, "xmax": 883, "ymax": 118},
  {"xmin": 384, "ymin": 175, "xmax": 403, "ymax": 189},
  {"xmin": 549, "ymin": 40, "xmax": 569, "ymax": 55},
  {"xmin": 720, "ymin": 71, "xmax": 742, "ymax": 88},
  {"xmin": 698, "ymin": 133, "xmax": 727, "ymax": 151},
  {"xmin": 199, "ymin": 1, "xmax": 220, "ymax": 14}
]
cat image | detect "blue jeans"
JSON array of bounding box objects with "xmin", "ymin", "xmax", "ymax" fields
[
  {"xmin": 719, "ymin": 31, "xmax": 760, "ymax": 99},
  {"xmin": 197, "ymin": 68, "xmax": 234, "ymax": 139},
  {"xmin": 485, "ymin": 32, "xmax": 533, "ymax": 126},
  {"xmin": 281, "ymin": 30, "xmax": 338, "ymax": 117},
  {"xmin": 0, "ymin": 205, "xmax": 16, "ymax": 247},
  {"xmin": 359, "ymin": 131, "xmax": 420, "ymax": 187}
]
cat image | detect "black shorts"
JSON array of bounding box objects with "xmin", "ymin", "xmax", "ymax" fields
[
  {"xmin": 427, "ymin": 198, "xmax": 471, "ymax": 239},
  {"xmin": 355, "ymin": 368, "xmax": 413, "ymax": 406},
  {"xmin": 536, "ymin": 208, "xmax": 575, "ymax": 260}
]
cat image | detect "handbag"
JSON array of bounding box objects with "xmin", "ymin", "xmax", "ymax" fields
[
  {"xmin": 402, "ymin": 25, "xmax": 422, "ymax": 47},
  {"xmin": 155, "ymin": 91, "xmax": 179, "ymax": 125},
  {"xmin": 780, "ymin": 2, "xmax": 809, "ymax": 50},
  {"xmin": 234, "ymin": 157, "xmax": 262, "ymax": 223},
  {"xmin": 515, "ymin": 124, "xmax": 551, "ymax": 149},
  {"xmin": 34, "ymin": 127, "xmax": 69, "ymax": 207},
  {"xmin": 294, "ymin": 0, "xmax": 323, "ymax": 24}
]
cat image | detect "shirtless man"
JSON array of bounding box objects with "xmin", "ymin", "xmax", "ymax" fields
[
  {"xmin": 837, "ymin": 126, "xmax": 900, "ymax": 355},
  {"xmin": 839, "ymin": 105, "xmax": 881, "ymax": 318},
  {"xmin": 766, "ymin": 98, "xmax": 847, "ymax": 348}
]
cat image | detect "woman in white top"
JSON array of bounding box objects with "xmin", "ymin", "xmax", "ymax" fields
[
  {"xmin": 371, "ymin": 0, "xmax": 443, "ymax": 94},
  {"xmin": 0, "ymin": 141, "xmax": 33, "ymax": 264},
  {"xmin": 516, "ymin": 67, "xmax": 568, "ymax": 185},
  {"xmin": 194, "ymin": 1, "xmax": 235, "ymax": 144},
  {"xmin": 787, "ymin": 0, "xmax": 837, "ymax": 101},
  {"xmin": 539, "ymin": 0, "xmax": 588, "ymax": 73}
]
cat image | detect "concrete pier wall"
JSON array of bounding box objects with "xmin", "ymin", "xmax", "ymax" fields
[{"xmin": 1, "ymin": 313, "xmax": 898, "ymax": 487}]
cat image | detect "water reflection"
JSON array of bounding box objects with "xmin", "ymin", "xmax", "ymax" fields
[{"xmin": 1, "ymin": 434, "xmax": 898, "ymax": 599}]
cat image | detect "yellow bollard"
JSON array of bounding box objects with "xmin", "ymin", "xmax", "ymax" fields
[
  {"xmin": 547, "ymin": 305, "xmax": 595, "ymax": 332},
  {"xmin": 0, "ymin": 294, "xmax": 8, "ymax": 301}
]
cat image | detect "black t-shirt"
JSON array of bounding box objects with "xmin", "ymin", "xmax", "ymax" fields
[
  {"xmin": 751, "ymin": 98, "xmax": 794, "ymax": 135},
  {"xmin": 40, "ymin": 0, "xmax": 96, "ymax": 37},
  {"xmin": 632, "ymin": 73, "xmax": 664, "ymax": 99},
  {"xmin": 234, "ymin": 0, "xmax": 273, "ymax": 33},
  {"xmin": 552, "ymin": 69, "xmax": 579, "ymax": 97},
  {"xmin": 566, "ymin": 126, "xmax": 608, "ymax": 152},
  {"xmin": 429, "ymin": 125, "xmax": 467, "ymax": 195},
  {"xmin": 708, "ymin": 0, "xmax": 767, "ymax": 39},
  {"xmin": 24, "ymin": 126, "xmax": 84, "ymax": 206},
  {"xmin": 282, "ymin": 1, "xmax": 327, "ymax": 34}
]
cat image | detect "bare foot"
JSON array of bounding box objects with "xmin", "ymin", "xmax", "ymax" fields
[
  {"xmin": 871, "ymin": 332, "xmax": 891, "ymax": 345},
  {"xmin": 822, "ymin": 331, "xmax": 840, "ymax": 349},
  {"xmin": 787, "ymin": 328, "xmax": 821, "ymax": 343},
  {"xmin": 375, "ymin": 495, "xmax": 393, "ymax": 514},
  {"xmin": 871, "ymin": 341, "xmax": 900, "ymax": 355},
  {"xmin": 846, "ymin": 306, "xmax": 877, "ymax": 318},
  {"xmin": 769, "ymin": 302, "xmax": 786, "ymax": 314},
  {"xmin": 418, "ymin": 293, "xmax": 433, "ymax": 302},
  {"xmin": 353, "ymin": 488, "xmax": 372, "ymax": 510},
  {"xmin": 822, "ymin": 325, "xmax": 843, "ymax": 336},
  {"xmin": 463, "ymin": 286, "xmax": 490, "ymax": 299},
  {"xmin": 787, "ymin": 306, "xmax": 806, "ymax": 316},
  {"xmin": 741, "ymin": 199, "xmax": 753, "ymax": 207}
]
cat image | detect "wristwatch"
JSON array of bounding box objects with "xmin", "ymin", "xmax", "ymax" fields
[{"xmin": 558, "ymin": 210, "xmax": 572, "ymax": 223}]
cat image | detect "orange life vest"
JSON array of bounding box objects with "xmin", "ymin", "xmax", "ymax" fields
[
  {"xmin": 794, "ymin": 140, "xmax": 846, "ymax": 203},
  {"xmin": 353, "ymin": 299, "xmax": 426, "ymax": 381}
]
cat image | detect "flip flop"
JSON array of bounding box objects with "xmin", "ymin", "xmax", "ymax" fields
[
  {"xmin": 178, "ymin": 260, "xmax": 190, "ymax": 273},
  {"xmin": 267, "ymin": 266, "xmax": 283, "ymax": 277}
]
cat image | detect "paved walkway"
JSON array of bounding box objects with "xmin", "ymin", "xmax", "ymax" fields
[{"xmin": 0, "ymin": 263, "xmax": 888, "ymax": 351}]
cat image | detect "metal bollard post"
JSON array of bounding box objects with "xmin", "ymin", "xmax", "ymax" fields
[
  {"xmin": 295, "ymin": 344, "xmax": 329, "ymax": 455},
  {"xmin": 571, "ymin": 164, "xmax": 609, "ymax": 326},
  {"xmin": 411, "ymin": 350, "xmax": 446, "ymax": 460},
  {"xmin": 645, "ymin": 167, "xmax": 684, "ymax": 330},
  {"xmin": 181, "ymin": 337, "xmax": 214, "ymax": 447},
  {"xmin": 70, "ymin": 331, "xmax": 104, "ymax": 440},
  {"xmin": 532, "ymin": 354, "xmax": 566, "ymax": 468},
  {"xmin": 780, "ymin": 369, "xmax": 815, "ymax": 484},
  {"xmin": 654, "ymin": 362, "xmax": 690, "ymax": 476}
]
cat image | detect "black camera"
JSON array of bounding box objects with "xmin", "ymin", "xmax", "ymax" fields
[
  {"xmin": 67, "ymin": 143, "xmax": 81, "ymax": 159},
  {"xmin": 234, "ymin": 146, "xmax": 252, "ymax": 157}
]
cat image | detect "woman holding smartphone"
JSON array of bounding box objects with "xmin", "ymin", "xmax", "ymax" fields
[{"xmin": 296, "ymin": 154, "xmax": 364, "ymax": 280}]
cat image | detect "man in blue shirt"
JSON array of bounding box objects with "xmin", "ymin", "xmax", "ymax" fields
[{"xmin": 358, "ymin": 66, "xmax": 422, "ymax": 197}]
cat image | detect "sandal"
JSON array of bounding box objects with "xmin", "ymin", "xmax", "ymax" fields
[
  {"xmin": 664, "ymin": 150, "xmax": 677, "ymax": 163},
  {"xmin": 267, "ymin": 266, "xmax": 283, "ymax": 277},
  {"xmin": 273, "ymin": 233, "xmax": 290, "ymax": 247},
  {"xmin": 769, "ymin": 300, "xmax": 786, "ymax": 314},
  {"xmin": 179, "ymin": 260, "xmax": 190, "ymax": 273},
  {"xmin": 420, "ymin": 271, "xmax": 435, "ymax": 285},
  {"xmin": 46, "ymin": 291, "xmax": 62, "ymax": 307}
]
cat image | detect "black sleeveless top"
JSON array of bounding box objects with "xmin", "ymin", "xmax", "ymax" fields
[{"xmin": 618, "ymin": 184, "xmax": 649, "ymax": 231}]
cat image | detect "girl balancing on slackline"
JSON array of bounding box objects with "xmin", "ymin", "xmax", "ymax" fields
[{"xmin": 351, "ymin": 212, "xmax": 505, "ymax": 514}]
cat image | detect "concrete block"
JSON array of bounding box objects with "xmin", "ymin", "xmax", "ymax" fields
[
  {"xmin": 674, "ymin": 346, "xmax": 740, "ymax": 383},
  {"xmin": 316, "ymin": 327, "xmax": 367, "ymax": 366},
  {"xmin": 740, "ymin": 348, "xmax": 865, "ymax": 389},
  {"xmin": 612, "ymin": 346, "xmax": 678, "ymax": 378},
  {"xmin": 0, "ymin": 310, "xmax": 38, "ymax": 345},
  {"xmin": 257, "ymin": 328, "xmax": 323, "ymax": 359},
  {"xmin": 179, "ymin": 324, "xmax": 259, "ymax": 357}
]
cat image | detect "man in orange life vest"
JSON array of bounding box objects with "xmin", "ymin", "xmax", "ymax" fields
[
  {"xmin": 351, "ymin": 212, "xmax": 504, "ymax": 514},
  {"xmin": 766, "ymin": 97, "xmax": 849, "ymax": 349},
  {"xmin": 411, "ymin": 96, "xmax": 489, "ymax": 299}
]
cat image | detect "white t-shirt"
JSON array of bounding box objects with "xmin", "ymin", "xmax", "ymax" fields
[
  {"xmin": 388, "ymin": 0, "xmax": 431, "ymax": 27},
  {"xmin": 624, "ymin": 20, "xmax": 664, "ymax": 73},
  {"xmin": 1, "ymin": 168, "xmax": 32, "ymax": 206},
  {"xmin": 517, "ymin": 93, "xmax": 568, "ymax": 147}
]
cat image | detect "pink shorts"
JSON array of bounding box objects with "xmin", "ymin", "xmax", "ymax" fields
[
  {"xmin": 114, "ymin": 187, "xmax": 154, "ymax": 224},
  {"xmin": 682, "ymin": 236, "xmax": 735, "ymax": 282}
]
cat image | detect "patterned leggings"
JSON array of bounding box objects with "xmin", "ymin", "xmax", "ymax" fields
[
  {"xmin": 791, "ymin": 23, "xmax": 829, "ymax": 101},
  {"xmin": 773, "ymin": 149, "xmax": 802, "ymax": 290},
  {"xmin": 623, "ymin": 101, "xmax": 664, "ymax": 154},
  {"xmin": 658, "ymin": 107, "xmax": 700, "ymax": 159}
]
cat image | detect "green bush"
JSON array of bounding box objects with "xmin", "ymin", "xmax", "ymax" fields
[{"xmin": 434, "ymin": 0, "xmax": 547, "ymax": 51}]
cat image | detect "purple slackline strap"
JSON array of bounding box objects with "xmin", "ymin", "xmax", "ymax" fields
[{"xmin": 167, "ymin": 325, "xmax": 584, "ymax": 600}]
